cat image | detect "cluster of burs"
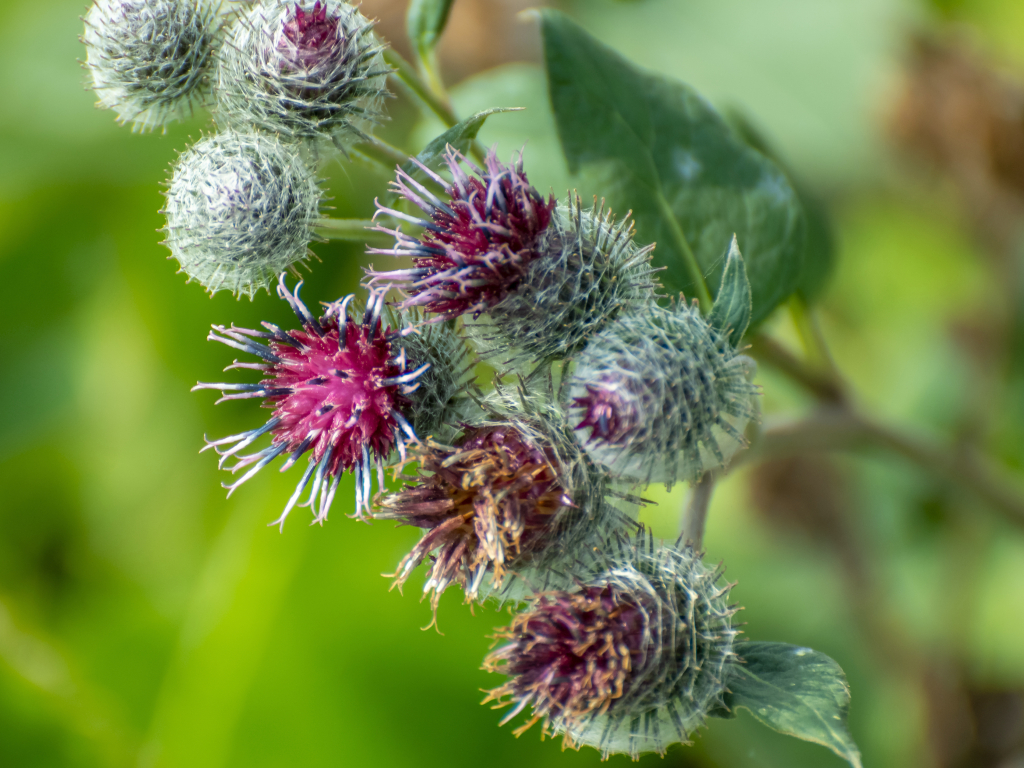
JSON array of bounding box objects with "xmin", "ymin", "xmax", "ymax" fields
[{"xmin": 82, "ymin": 0, "xmax": 760, "ymax": 758}]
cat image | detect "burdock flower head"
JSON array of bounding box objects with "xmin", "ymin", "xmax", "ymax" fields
[
  {"xmin": 483, "ymin": 536, "xmax": 739, "ymax": 758},
  {"xmin": 369, "ymin": 147, "xmax": 556, "ymax": 318},
  {"xmin": 567, "ymin": 301, "xmax": 760, "ymax": 487},
  {"xmin": 215, "ymin": 0, "xmax": 389, "ymax": 144},
  {"xmin": 82, "ymin": 0, "xmax": 223, "ymax": 131},
  {"xmin": 368, "ymin": 147, "xmax": 657, "ymax": 362},
  {"xmin": 375, "ymin": 386, "xmax": 634, "ymax": 619},
  {"xmin": 163, "ymin": 129, "xmax": 323, "ymax": 298},
  {"xmin": 193, "ymin": 275, "xmax": 435, "ymax": 526}
]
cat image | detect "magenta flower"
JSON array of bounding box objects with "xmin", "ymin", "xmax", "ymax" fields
[
  {"xmin": 367, "ymin": 146, "xmax": 556, "ymax": 319},
  {"xmin": 193, "ymin": 275, "xmax": 426, "ymax": 527},
  {"xmin": 571, "ymin": 378, "xmax": 640, "ymax": 447},
  {"xmin": 278, "ymin": 1, "xmax": 341, "ymax": 72},
  {"xmin": 483, "ymin": 585, "xmax": 650, "ymax": 738}
]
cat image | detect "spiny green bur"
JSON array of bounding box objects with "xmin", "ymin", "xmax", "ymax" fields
[
  {"xmin": 162, "ymin": 129, "xmax": 323, "ymax": 298},
  {"xmin": 473, "ymin": 195, "xmax": 658, "ymax": 364},
  {"xmin": 568, "ymin": 302, "xmax": 760, "ymax": 487},
  {"xmin": 82, "ymin": 0, "xmax": 223, "ymax": 132},
  {"xmin": 557, "ymin": 539, "xmax": 738, "ymax": 758}
]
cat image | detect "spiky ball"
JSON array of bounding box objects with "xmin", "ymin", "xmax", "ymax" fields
[
  {"xmin": 567, "ymin": 302, "xmax": 759, "ymax": 486},
  {"xmin": 375, "ymin": 386, "xmax": 634, "ymax": 618},
  {"xmin": 214, "ymin": 0, "xmax": 389, "ymax": 144},
  {"xmin": 193, "ymin": 277, "xmax": 428, "ymax": 524},
  {"xmin": 482, "ymin": 195, "xmax": 658, "ymax": 362},
  {"xmin": 82, "ymin": 0, "xmax": 222, "ymax": 131},
  {"xmin": 483, "ymin": 538, "xmax": 739, "ymax": 759},
  {"xmin": 396, "ymin": 318, "xmax": 473, "ymax": 442},
  {"xmin": 369, "ymin": 147, "xmax": 656, "ymax": 362},
  {"xmin": 163, "ymin": 129, "xmax": 322, "ymax": 298}
]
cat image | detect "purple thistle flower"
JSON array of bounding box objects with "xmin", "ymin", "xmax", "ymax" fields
[
  {"xmin": 367, "ymin": 146, "xmax": 556, "ymax": 319},
  {"xmin": 571, "ymin": 378, "xmax": 639, "ymax": 447},
  {"xmin": 482, "ymin": 585, "xmax": 649, "ymax": 737},
  {"xmin": 193, "ymin": 275, "xmax": 426, "ymax": 527},
  {"xmin": 215, "ymin": 0, "xmax": 389, "ymax": 144},
  {"xmin": 483, "ymin": 538, "xmax": 739, "ymax": 758}
]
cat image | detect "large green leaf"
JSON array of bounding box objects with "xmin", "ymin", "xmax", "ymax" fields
[
  {"xmin": 726, "ymin": 641, "xmax": 863, "ymax": 768},
  {"xmin": 540, "ymin": 10, "xmax": 805, "ymax": 326},
  {"xmin": 725, "ymin": 108, "xmax": 836, "ymax": 302}
]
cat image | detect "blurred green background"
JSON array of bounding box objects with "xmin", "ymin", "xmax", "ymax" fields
[{"xmin": 4, "ymin": 0, "xmax": 1024, "ymax": 765}]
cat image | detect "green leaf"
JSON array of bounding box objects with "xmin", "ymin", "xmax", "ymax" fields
[
  {"xmin": 540, "ymin": 10, "xmax": 805, "ymax": 326},
  {"xmin": 725, "ymin": 641, "xmax": 863, "ymax": 768},
  {"xmin": 387, "ymin": 108, "xmax": 519, "ymax": 206},
  {"xmin": 406, "ymin": 0, "xmax": 455, "ymax": 68},
  {"xmin": 725, "ymin": 108, "xmax": 836, "ymax": 302},
  {"xmin": 407, "ymin": 107, "xmax": 519, "ymax": 172},
  {"xmin": 708, "ymin": 235, "xmax": 751, "ymax": 345}
]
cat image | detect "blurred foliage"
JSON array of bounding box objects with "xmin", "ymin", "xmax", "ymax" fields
[{"xmin": 4, "ymin": 0, "xmax": 1024, "ymax": 767}]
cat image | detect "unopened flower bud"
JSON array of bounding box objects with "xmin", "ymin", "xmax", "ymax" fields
[
  {"xmin": 369, "ymin": 147, "xmax": 657, "ymax": 362},
  {"xmin": 215, "ymin": 0, "xmax": 389, "ymax": 144},
  {"xmin": 192, "ymin": 276, "xmax": 430, "ymax": 524},
  {"xmin": 567, "ymin": 302, "xmax": 760, "ymax": 486},
  {"xmin": 483, "ymin": 538, "xmax": 739, "ymax": 758},
  {"xmin": 163, "ymin": 129, "xmax": 322, "ymax": 298},
  {"xmin": 82, "ymin": 0, "xmax": 222, "ymax": 131}
]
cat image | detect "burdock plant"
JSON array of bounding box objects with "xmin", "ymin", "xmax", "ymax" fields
[
  {"xmin": 567, "ymin": 293, "xmax": 760, "ymax": 487},
  {"xmin": 163, "ymin": 129, "xmax": 323, "ymax": 298},
  {"xmin": 80, "ymin": 3, "xmax": 877, "ymax": 765},
  {"xmin": 193, "ymin": 276, "xmax": 441, "ymax": 524},
  {"xmin": 375, "ymin": 386, "xmax": 636, "ymax": 618}
]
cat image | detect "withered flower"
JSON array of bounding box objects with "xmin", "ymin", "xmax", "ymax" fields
[{"xmin": 376, "ymin": 392, "xmax": 634, "ymax": 619}]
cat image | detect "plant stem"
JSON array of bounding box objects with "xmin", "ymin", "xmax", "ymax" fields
[
  {"xmin": 383, "ymin": 49, "xmax": 487, "ymax": 164},
  {"xmin": 860, "ymin": 415, "xmax": 1024, "ymax": 528},
  {"xmin": 789, "ymin": 295, "xmax": 842, "ymax": 381},
  {"xmin": 385, "ymin": 48, "xmax": 458, "ymax": 127},
  {"xmin": 314, "ymin": 218, "xmax": 391, "ymax": 246},
  {"xmin": 748, "ymin": 312, "xmax": 1024, "ymax": 529},
  {"xmin": 749, "ymin": 333, "xmax": 846, "ymax": 404},
  {"xmin": 352, "ymin": 135, "xmax": 410, "ymax": 169},
  {"xmin": 419, "ymin": 50, "xmax": 448, "ymax": 106},
  {"xmin": 745, "ymin": 408, "xmax": 1024, "ymax": 530},
  {"xmin": 681, "ymin": 472, "xmax": 716, "ymax": 548}
]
